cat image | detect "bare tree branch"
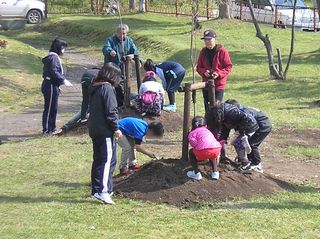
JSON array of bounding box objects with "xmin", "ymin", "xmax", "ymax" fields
[{"xmin": 283, "ymin": 0, "xmax": 297, "ymax": 78}]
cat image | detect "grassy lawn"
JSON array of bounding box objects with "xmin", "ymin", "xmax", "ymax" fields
[
  {"xmin": 0, "ymin": 36, "xmax": 44, "ymax": 112},
  {"xmin": 2, "ymin": 14, "xmax": 320, "ymax": 128},
  {"xmin": 1, "ymin": 13, "xmax": 320, "ymax": 238},
  {"xmin": 1, "ymin": 136, "xmax": 320, "ymax": 239}
]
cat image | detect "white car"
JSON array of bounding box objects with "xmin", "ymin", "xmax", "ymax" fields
[
  {"xmin": 0, "ymin": 0, "xmax": 45, "ymax": 24},
  {"xmin": 232, "ymin": 0, "xmax": 320, "ymax": 31}
]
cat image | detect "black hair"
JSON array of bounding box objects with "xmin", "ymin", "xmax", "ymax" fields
[
  {"xmin": 94, "ymin": 62, "xmax": 121, "ymax": 86},
  {"xmin": 205, "ymin": 103, "xmax": 224, "ymax": 132},
  {"xmin": 191, "ymin": 116, "xmax": 206, "ymax": 130},
  {"xmin": 49, "ymin": 38, "xmax": 67, "ymax": 56},
  {"xmin": 148, "ymin": 122, "xmax": 164, "ymax": 137},
  {"xmin": 225, "ymin": 99, "xmax": 240, "ymax": 108},
  {"xmin": 143, "ymin": 76, "xmax": 156, "ymax": 83},
  {"xmin": 144, "ymin": 59, "xmax": 155, "ymax": 72}
]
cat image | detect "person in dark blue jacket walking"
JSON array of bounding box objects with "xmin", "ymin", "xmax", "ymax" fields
[
  {"xmin": 89, "ymin": 63, "xmax": 123, "ymax": 205},
  {"xmin": 41, "ymin": 38, "xmax": 73, "ymax": 135},
  {"xmin": 144, "ymin": 59, "xmax": 186, "ymax": 112}
]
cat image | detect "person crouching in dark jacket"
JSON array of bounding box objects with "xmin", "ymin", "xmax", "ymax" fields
[
  {"xmin": 226, "ymin": 99, "xmax": 272, "ymax": 173},
  {"xmin": 88, "ymin": 62, "xmax": 123, "ymax": 205},
  {"xmin": 41, "ymin": 38, "xmax": 73, "ymax": 135},
  {"xmin": 205, "ymin": 102, "xmax": 259, "ymax": 171}
]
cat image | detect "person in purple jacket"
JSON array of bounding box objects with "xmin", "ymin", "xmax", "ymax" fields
[
  {"xmin": 41, "ymin": 38, "xmax": 73, "ymax": 135},
  {"xmin": 187, "ymin": 116, "xmax": 222, "ymax": 180}
]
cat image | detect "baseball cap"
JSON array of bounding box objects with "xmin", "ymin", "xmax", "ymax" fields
[{"xmin": 201, "ymin": 29, "xmax": 217, "ymax": 40}]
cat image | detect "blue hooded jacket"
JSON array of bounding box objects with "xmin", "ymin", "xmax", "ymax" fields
[{"xmin": 42, "ymin": 53, "xmax": 65, "ymax": 86}]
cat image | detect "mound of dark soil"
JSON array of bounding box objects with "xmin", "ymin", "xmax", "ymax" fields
[
  {"xmin": 114, "ymin": 159, "xmax": 294, "ymax": 207},
  {"xmin": 66, "ymin": 108, "xmax": 183, "ymax": 136}
]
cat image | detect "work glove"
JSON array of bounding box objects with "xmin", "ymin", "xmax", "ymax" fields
[
  {"xmin": 151, "ymin": 154, "xmax": 161, "ymax": 160},
  {"xmin": 241, "ymin": 135, "xmax": 252, "ymax": 154},
  {"xmin": 64, "ymin": 79, "xmax": 73, "ymax": 87}
]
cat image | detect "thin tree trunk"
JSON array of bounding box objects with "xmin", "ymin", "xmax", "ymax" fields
[
  {"xmin": 90, "ymin": 0, "xmax": 95, "ymax": 13},
  {"xmin": 283, "ymin": 0, "xmax": 297, "ymax": 78},
  {"xmin": 130, "ymin": 0, "xmax": 136, "ymax": 11},
  {"xmin": 316, "ymin": 0, "xmax": 320, "ymax": 19},
  {"xmin": 218, "ymin": 0, "xmax": 232, "ymax": 19},
  {"xmin": 139, "ymin": 0, "xmax": 146, "ymax": 12},
  {"xmin": 247, "ymin": 0, "xmax": 284, "ymax": 80}
]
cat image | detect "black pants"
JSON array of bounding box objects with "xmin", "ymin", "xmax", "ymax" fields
[
  {"xmin": 91, "ymin": 137, "xmax": 117, "ymax": 195},
  {"xmin": 80, "ymin": 82, "xmax": 90, "ymax": 120},
  {"xmin": 202, "ymin": 89, "xmax": 224, "ymax": 113},
  {"xmin": 247, "ymin": 130, "xmax": 271, "ymax": 165},
  {"xmin": 115, "ymin": 80, "xmax": 125, "ymax": 107}
]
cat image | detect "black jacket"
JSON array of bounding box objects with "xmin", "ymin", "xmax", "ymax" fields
[
  {"xmin": 88, "ymin": 82, "xmax": 119, "ymax": 139},
  {"xmin": 241, "ymin": 106, "xmax": 272, "ymax": 133},
  {"xmin": 220, "ymin": 103, "xmax": 259, "ymax": 140}
]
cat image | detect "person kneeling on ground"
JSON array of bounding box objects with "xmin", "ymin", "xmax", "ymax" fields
[
  {"xmin": 135, "ymin": 71, "xmax": 165, "ymax": 116},
  {"xmin": 144, "ymin": 58, "xmax": 186, "ymax": 112},
  {"xmin": 187, "ymin": 116, "xmax": 222, "ymax": 180},
  {"xmin": 226, "ymin": 99, "xmax": 272, "ymax": 173},
  {"xmin": 88, "ymin": 63, "xmax": 123, "ymax": 205},
  {"xmin": 205, "ymin": 102, "xmax": 259, "ymax": 171},
  {"xmin": 60, "ymin": 67, "xmax": 100, "ymax": 133},
  {"xmin": 118, "ymin": 117, "xmax": 164, "ymax": 175}
]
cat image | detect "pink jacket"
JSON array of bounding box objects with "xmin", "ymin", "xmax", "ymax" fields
[{"xmin": 188, "ymin": 126, "xmax": 221, "ymax": 150}]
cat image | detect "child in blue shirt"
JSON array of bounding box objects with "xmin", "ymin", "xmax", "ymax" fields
[{"xmin": 117, "ymin": 117, "xmax": 164, "ymax": 175}]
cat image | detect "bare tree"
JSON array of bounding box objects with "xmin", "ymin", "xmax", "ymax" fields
[
  {"xmin": 316, "ymin": 0, "xmax": 320, "ymax": 18},
  {"xmin": 217, "ymin": 0, "xmax": 233, "ymax": 19},
  {"xmin": 139, "ymin": 0, "xmax": 146, "ymax": 12},
  {"xmin": 129, "ymin": 0, "xmax": 136, "ymax": 11},
  {"xmin": 247, "ymin": 0, "xmax": 297, "ymax": 80},
  {"xmin": 90, "ymin": 0, "xmax": 95, "ymax": 13}
]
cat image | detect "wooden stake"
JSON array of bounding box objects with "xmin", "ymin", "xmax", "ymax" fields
[
  {"xmin": 124, "ymin": 56, "xmax": 131, "ymax": 108},
  {"xmin": 207, "ymin": 80, "xmax": 216, "ymax": 107},
  {"xmin": 134, "ymin": 54, "xmax": 142, "ymax": 90},
  {"xmin": 182, "ymin": 83, "xmax": 192, "ymax": 161}
]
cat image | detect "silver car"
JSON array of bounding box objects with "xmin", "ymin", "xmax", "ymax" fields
[{"xmin": 0, "ymin": 0, "xmax": 45, "ymax": 24}]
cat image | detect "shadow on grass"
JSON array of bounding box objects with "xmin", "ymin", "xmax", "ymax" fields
[
  {"xmin": 0, "ymin": 195, "xmax": 90, "ymax": 204},
  {"xmin": 0, "ymin": 134, "xmax": 41, "ymax": 143},
  {"xmin": 43, "ymin": 181, "xmax": 88, "ymax": 189},
  {"xmin": 0, "ymin": 76, "xmax": 28, "ymax": 93}
]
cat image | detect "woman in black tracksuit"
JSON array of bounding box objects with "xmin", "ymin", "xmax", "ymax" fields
[{"xmin": 88, "ymin": 63, "xmax": 122, "ymax": 205}]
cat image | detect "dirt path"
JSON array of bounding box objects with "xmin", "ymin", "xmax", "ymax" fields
[{"xmin": 0, "ymin": 50, "xmax": 102, "ymax": 143}]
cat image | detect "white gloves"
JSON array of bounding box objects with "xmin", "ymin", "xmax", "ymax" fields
[
  {"xmin": 151, "ymin": 154, "xmax": 161, "ymax": 160},
  {"xmin": 64, "ymin": 79, "xmax": 73, "ymax": 87},
  {"xmin": 241, "ymin": 135, "xmax": 252, "ymax": 154}
]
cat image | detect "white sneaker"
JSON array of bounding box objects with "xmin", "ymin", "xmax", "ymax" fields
[
  {"xmin": 187, "ymin": 170, "xmax": 202, "ymax": 180},
  {"xmin": 211, "ymin": 171, "xmax": 220, "ymax": 180},
  {"xmin": 92, "ymin": 192, "xmax": 115, "ymax": 205},
  {"xmin": 250, "ymin": 163, "xmax": 264, "ymax": 173}
]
